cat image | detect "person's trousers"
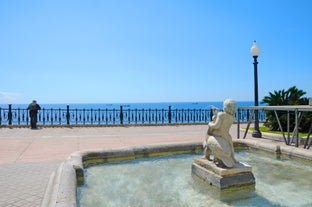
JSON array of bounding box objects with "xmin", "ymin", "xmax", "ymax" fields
[{"xmin": 30, "ymin": 115, "xmax": 37, "ymax": 129}]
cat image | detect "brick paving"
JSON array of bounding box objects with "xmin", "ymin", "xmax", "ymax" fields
[{"xmin": 0, "ymin": 162, "xmax": 59, "ymax": 207}]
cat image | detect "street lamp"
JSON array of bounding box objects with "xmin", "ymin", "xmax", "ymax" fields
[{"xmin": 250, "ymin": 41, "xmax": 262, "ymax": 138}]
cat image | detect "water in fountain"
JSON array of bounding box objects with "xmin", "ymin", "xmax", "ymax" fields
[{"xmin": 78, "ymin": 149, "xmax": 312, "ymax": 207}]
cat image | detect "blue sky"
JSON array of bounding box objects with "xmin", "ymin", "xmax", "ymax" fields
[{"xmin": 0, "ymin": 0, "xmax": 311, "ymax": 104}]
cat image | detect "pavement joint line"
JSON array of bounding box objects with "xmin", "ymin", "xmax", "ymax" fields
[{"xmin": 14, "ymin": 137, "xmax": 37, "ymax": 163}]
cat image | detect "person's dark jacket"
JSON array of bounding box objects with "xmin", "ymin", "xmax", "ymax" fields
[{"xmin": 27, "ymin": 102, "xmax": 41, "ymax": 116}]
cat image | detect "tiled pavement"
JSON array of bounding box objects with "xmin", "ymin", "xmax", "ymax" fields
[{"xmin": 0, "ymin": 162, "xmax": 59, "ymax": 207}]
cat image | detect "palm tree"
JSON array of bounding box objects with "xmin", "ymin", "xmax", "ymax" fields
[
  {"xmin": 286, "ymin": 86, "xmax": 307, "ymax": 105},
  {"xmin": 262, "ymin": 89, "xmax": 288, "ymax": 106},
  {"xmin": 261, "ymin": 86, "xmax": 310, "ymax": 132}
]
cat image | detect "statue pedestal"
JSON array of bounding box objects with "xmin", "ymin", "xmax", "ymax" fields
[{"xmin": 192, "ymin": 158, "xmax": 255, "ymax": 190}]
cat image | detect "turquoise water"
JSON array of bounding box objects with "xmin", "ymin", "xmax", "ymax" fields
[{"xmin": 78, "ymin": 150, "xmax": 312, "ymax": 207}]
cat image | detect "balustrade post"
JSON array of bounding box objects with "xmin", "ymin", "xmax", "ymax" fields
[
  {"xmin": 8, "ymin": 104, "xmax": 12, "ymax": 125},
  {"xmin": 168, "ymin": 106, "xmax": 172, "ymax": 124},
  {"xmin": 66, "ymin": 105, "xmax": 70, "ymax": 125},
  {"xmin": 51, "ymin": 108, "xmax": 53, "ymax": 125},
  {"xmin": 42, "ymin": 108, "xmax": 45, "ymax": 125},
  {"xmin": 181, "ymin": 109, "xmax": 184, "ymax": 123},
  {"xmin": 162, "ymin": 109, "xmax": 164, "ymax": 124},
  {"xmin": 210, "ymin": 108, "xmax": 213, "ymax": 122},
  {"xmin": 59, "ymin": 108, "xmax": 62, "ymax": 125},
  {"xmin": 17, "ymin": 108, "xmax": 20, "ymax": 125},
  {"xmin": 120, "ymin": 106, "xmax": 123, "ymax": 125},
  {"xmin": 105, "ymin": 109, "xmax": 108, "ymax": 125},
  {"xmin": 113, "ymin": 109, "xmax": 116, "ymax": 124},
  {"xmin": 237, "ymin": 108, "xmax": 241, "ymax": 139},
  {"xmin": 247, "ymin": 110, "xmax": 250, "ymax": 122},
  {"xmin": 83, "ymin": 109, "xmax": 86, "ymax": 125},
  {"xmin": 98, "ymin": 109, "xmax": 101, "ymax": 125},
  {"xmin": 75, "ymin": 109, "xmax": 78, "ymax": 125}
]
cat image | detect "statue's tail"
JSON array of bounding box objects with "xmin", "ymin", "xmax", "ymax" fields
[{"xmin": 222, "ymin": 156, "xmax": 236, "ymax": 168}]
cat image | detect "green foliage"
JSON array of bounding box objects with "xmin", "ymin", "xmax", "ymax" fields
[{"xmin": 261, "ymin": 86, "xmax": 312, "ymax": 132}]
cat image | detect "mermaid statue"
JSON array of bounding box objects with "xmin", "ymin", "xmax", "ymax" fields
[{"xmin": 203, "ymin": 99, "xmax": 237, "ymax": 168}]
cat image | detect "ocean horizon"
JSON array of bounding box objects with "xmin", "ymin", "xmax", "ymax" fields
[{"xmin": 0, "ymin": 101, "xmax": 256, "ymax": 110}]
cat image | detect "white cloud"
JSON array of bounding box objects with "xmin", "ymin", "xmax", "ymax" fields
[{"xmin": 0, "ymin": 92, "xmax": 24, "ymax": 104}]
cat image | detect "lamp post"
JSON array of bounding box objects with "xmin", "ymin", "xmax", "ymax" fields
[{"xmin": 250, "ymin": 41, "xmax": 262, "ymax": 138}]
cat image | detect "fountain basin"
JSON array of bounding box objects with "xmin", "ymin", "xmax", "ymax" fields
[{"xmin": 41, "ymin": 140, "xmax": 312, "ymax": 207}]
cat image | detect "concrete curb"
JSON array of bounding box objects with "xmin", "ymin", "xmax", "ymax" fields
[
  {"xmin": 41, "ymin": 140, "xmax": 312, "ymax": 207},
  {"xmin": 235, "ymin": 138, "xmax": 312, "ymax": 161},
  {"xmin": 41, "ymin": 161, "xmax": 77, "ymax": 207}
]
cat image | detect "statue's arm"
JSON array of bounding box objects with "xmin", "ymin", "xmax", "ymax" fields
[{"xmin": 208, "ymin": 113, "xmax": 224, "ymax": 129}]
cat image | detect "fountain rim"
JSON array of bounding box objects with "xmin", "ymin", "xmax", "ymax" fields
[{"xmin": 41, "ymin": 140, "xmax": 312, "ymax": 207}]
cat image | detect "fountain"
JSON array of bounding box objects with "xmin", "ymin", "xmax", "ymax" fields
[
  {"xmin": 77, "ymin": 150, "xmax": 312, "ymax": 207},
  {"xmin": 41, "ymin": 99, "xmax": 312, "ymax": 207},
  {"xmin": 192, "ymin": 99, "xmax": 255, "ymax": 189}
]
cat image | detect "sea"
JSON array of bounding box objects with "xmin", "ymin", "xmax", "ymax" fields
[{"xmin": 0, "ymin": 101, "xmax": 255, "ymax": 110}]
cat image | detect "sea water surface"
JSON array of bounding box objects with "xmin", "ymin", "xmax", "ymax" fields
[{"xmin": 1, "ymin": 101, "xmax": 255, "ymax": 110}]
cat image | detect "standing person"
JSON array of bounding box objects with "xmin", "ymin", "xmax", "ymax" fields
[{"xmin": 27, "ymin": 100, "xmax": 41, "ymax": 129}]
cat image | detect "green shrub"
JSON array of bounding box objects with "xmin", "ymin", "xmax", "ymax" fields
[{"xmin": 261, "ymin": 86, "xmax": 312, "ymax": 132}]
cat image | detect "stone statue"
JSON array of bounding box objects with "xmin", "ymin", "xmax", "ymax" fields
[{"xmin": 203, "ymin": 99, "xmax": 237, "ymax": 168}]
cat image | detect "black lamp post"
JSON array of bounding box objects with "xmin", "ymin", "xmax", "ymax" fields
[{"xmin": 251, "ymin": 41, "xmax": 262, "ymax": 138}]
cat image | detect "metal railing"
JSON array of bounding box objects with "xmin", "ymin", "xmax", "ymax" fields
[
  {"xmin": 0, "ymin": 104, "xmax": 266, "ymax": 127},
  {"xmin": 237, "ymin": 105, "xmax": 312, "ymax": 149}
]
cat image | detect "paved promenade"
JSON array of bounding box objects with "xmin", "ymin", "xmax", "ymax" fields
[{"xmin": 0, "ymin": 125, "xmax": 310, "ymax": 207}]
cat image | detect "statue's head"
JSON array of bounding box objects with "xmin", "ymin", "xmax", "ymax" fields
[{"xmin": 223, "ymin": 99, "xmax": 237, "ymax": 115}]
